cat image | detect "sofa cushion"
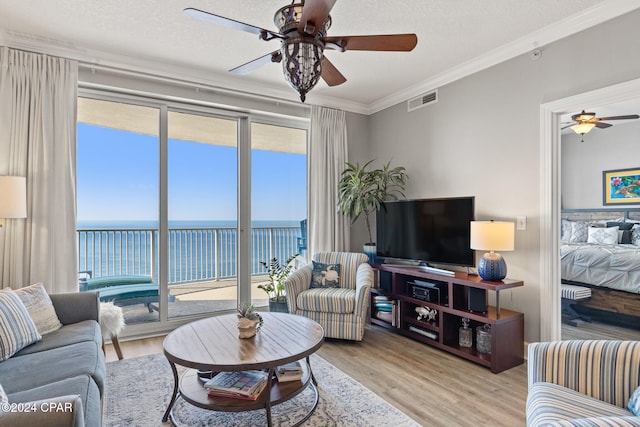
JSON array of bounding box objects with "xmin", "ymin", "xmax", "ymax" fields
[
  {"xmin": 12, "ymin": 282, "xmax": 63, "ymax": 335},
  {"xmin": 527, "ymin": 382, "xmax": 632, "ymax": 426},
  {"xmin": 310, "ymin": 261, "xmax": 341, "ymax": 288},
  {"xmin": 0, "ymin": 384, "xmax": 7, "ymax": 404},
  {"xmin": 297, "ymin": 288, "xmax": 355, "ymax": 313},
  {"xmin": 0, "ymin": 341, "xmax": 106, "ymax": 396},
  {"xmin": 14, "ymin": 320, "xmax": 101, "ymax": 357},
  {"xmin": 7, "ymin": 375, "xmax": 101, "ymax": 427},
  {"xmin": 0, "ymin": 290, "xmax": 41, "ymax": 362}
]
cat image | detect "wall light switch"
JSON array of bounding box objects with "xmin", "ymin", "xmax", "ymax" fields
[{"xmin": 516, "ymin": 216, "xmax": 527, "ymax": 231}]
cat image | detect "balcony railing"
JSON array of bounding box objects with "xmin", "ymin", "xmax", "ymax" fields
[{"xmin": 76, "ymin": 225, "xmax": 301, "ymax": 284}]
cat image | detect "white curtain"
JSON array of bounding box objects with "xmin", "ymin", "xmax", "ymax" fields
[
  {"xmin": 0, "ymin": 47, "xmax": 78, "ymax": 293},
  {"xmin": 308, "ymin": 105, "xmax": 349, "ymax": 255}
]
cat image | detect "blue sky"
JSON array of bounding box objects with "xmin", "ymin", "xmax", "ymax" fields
[{"xmin": 77, "ymin": 123, "xmax": 306, "ymax": 222}]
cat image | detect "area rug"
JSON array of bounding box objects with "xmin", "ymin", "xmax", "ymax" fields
[{"xmin": 104, "ymin": 353, "xmax": 421, "ymax": 427}]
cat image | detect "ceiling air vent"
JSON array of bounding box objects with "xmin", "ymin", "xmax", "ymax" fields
[{"xmin": 407, "ymin": 89, "xmax": 438, "ymax": 112}]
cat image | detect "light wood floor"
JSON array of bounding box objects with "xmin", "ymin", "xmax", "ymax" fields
[
  {"xmin": 562, "ymin": 319, "xmax": 640, "ymax": 341},
  {"xmin": 106, "ymin": 324, "xmax": 529, "ymax": 426}
]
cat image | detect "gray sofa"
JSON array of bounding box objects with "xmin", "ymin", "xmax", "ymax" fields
[{"xmin": 0, "ymin": 292, "xmax": 105, "ymax": 427}]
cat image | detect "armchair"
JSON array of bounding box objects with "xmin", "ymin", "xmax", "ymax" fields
[
  {"xmin": 526, "ymin": 340, "xmax": 640, "ymax": 426},
  {"xmin": 284, "ymin": 252, "xmax": 373, "ymax": 341}
]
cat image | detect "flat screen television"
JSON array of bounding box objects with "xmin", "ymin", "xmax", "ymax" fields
[{"xmin": 376, "ymin": 196, "xmax": 475, "ymax": 267}]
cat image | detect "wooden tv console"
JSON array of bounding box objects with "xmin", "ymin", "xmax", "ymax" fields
[{"xmin": 370, "ymin": 264, "xmax": 524, "ymax": 373}]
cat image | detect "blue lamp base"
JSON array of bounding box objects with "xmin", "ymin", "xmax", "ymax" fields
[
  {"xmin": 478, "ymin": 251, "xmax": 507, "ymax": 281},
  {"xmin": 363, "ymin": 243, "xmax": 377, "ymax": 265}
]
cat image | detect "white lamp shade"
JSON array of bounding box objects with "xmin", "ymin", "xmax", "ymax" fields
[
  {"xmin": 0, "ymin": 176, "xmax": 27, "ymax": 219},
  {"xmin": 571, "ymin": 122, "xmax": 595, "ymax": 135},
  {"xmin": 470, "ymin": 221, "xmax": 514, "ymax": 251}
]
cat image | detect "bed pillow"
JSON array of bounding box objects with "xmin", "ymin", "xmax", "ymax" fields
[
  {"xmin": 0, "ymin": 290, "xmax": 42, "ymax": 362},
  {"xmin": 587, "ymin": 226, "xmax": 618, "ymax": 245},
  {"xmin": 561, "ymin": 219, "xmax": 572, "ymax": 243},
  {"xmin": 607, "ymin": 221, "xmax": 634, "ymax": 230},
  {"xmin": 568, "ymin": 221, "xmax": 590, "ymax": 243},
  {"xmin": 632, "ymin": 225, "xmax": 640, "ymax": 246},
  {"xmin": 310, "ymin": 261, "xmax": 341, "ymax": 289},
  {"xmin": 12, "ymin": 283, "xmax": 62, "ymax": 335}
]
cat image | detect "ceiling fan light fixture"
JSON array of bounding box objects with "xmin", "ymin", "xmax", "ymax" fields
[
  {"xmin": 274, "ymin": 3, "xmax": 332, "ymax": 36},
  {"xmin": 571, "ymin": 122, "xmax": 596, "ymax": 135},
  {"xmin": 281, "ymin": 37, "xmax": 324, "ymax": 102}
]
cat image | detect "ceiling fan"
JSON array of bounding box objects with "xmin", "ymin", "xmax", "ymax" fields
[
  {"xmin": 562, "ymin": 110, "xmax": 640, "ymax": 141},
  {"xmin": 183, "ymin": 0, "xmax": 418, "ymax": 102}
]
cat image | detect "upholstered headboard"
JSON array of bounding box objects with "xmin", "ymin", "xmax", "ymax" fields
[{"xmin": 561, "ymin": 208, "xmax": 640, "ymax": 222}]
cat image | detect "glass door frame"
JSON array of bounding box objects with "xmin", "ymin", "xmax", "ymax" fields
[{"xmin": 78, "ymin": 87, "xmax": 309, "ymax": 338}]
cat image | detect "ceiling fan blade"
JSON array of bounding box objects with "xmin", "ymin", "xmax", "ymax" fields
[
  {"xmin": 595, "ymin": 122, "xmax": 613, "ymax": 129},
  {"xmin": 561, "ymin": 124, "xmax": 575, "ymax": 130},
  {"xmin": 597, "ymin": 114, "xmax": 640, "ymax": 121},
  {"xmin": 183, "ymin": 8, "xmax": 283, "ymax": 39},
  {"xmin": 298, "ymin": 0, "xmax": 337, "ymax": 36},
  {"xmin": 229, "ymin": 51, "xmax": 282, "ymax": 75},
  {"xmin": 323, "ymin": 34, "xmax": 418, "ymax": 52},
  {"xmin": 321, "ymin": 57, "xmax": 346, "ymax": 87}
]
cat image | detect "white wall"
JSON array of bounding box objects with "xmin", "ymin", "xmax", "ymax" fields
[
  {"xmin": 562, "ymin": 121, "xmax": 640, "ymax": 209},
  {"xmin": 347, "ymin": 10, "xmax": 640, "ymax": 342}
]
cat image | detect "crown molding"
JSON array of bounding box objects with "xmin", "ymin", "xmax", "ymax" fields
[
  {"xmin": 367, "ymin": 0, "xmax": 640, "ymax": 115},
  {"xmin": 2, "ymin": 0, "xmax": 639, "ymax": 117}
]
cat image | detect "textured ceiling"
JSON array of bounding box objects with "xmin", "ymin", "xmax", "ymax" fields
[{"xmin": 0, "ymin": 0, "xmax": 635, "ymax": 111}]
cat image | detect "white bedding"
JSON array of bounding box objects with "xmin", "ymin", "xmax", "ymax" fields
[{"xmin": 561, "ymin": 243, "xmax": 640, "ymax": 294}]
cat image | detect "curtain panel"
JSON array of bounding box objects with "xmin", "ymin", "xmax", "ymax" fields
[
  {"xmin": 308, "ymin": 105, "xmax": 349, "ymax": 254},
  {"xmin": 0, "ymin": 47, "xmax": 78, "ymax": 293}
]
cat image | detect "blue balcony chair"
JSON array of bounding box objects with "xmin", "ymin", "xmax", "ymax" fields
[
  {"xmin": 79, "ymin": 271, "xmax": 169, "ymax": 313},
  {"xmin": 296, "ymin": 219, "xmax": 307, "ymax": 255}
]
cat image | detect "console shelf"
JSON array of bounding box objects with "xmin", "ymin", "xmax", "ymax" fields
[{"xmin": 370, "ymin": 264, "xmax": 524, "ymax": 373}]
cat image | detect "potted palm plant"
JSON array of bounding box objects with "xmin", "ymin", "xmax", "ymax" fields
[
  {"xmin": 338, "ymin": 160, "xmax": 408, "ymax": 263},
  {"xmin": 258, "ymin": 254, "xmax": 298, "ymax": 312}
]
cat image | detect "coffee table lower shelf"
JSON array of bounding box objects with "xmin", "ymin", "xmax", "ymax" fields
[{"xmin": 168, "ymin": 365, "xmax": 318, "ymax": 427}]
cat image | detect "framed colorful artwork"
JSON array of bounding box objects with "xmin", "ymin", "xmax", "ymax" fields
[{"xmin": 603, "ymin": 167, "xmax": 640, "ymax": 205}]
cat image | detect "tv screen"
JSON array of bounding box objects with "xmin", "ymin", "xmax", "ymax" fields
[{"xmin": 376, "ymin": 197, "xmax": 475, "ymax": 267}]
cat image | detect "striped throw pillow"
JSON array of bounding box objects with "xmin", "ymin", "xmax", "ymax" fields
[
  {"xmin": 629, "ymin": 386, "xmax": 640, "ymax": 416},
  {"xmin": 13, "ymin": 283, "xmax": 62, "ymax": 335},
  {"xmin": 0, "ymin": 289, "xmax": 42, "ymax": 362}
]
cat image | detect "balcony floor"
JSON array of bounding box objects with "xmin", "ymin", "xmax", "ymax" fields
[{"xmin": 119, "ymin": 275, "xmax": 272, "ymax": 323}]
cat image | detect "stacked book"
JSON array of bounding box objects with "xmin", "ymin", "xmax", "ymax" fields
[
  {"xmin": 373, "ymin": 295, "xmax": 398, "ymax": 326},
  {"xmin": 204, "ymin": 370, "xmax": 268, "ymax": 400},
  {"xmin": 276, "ymin": 361, "xmax": 303, "ymax": 382}
]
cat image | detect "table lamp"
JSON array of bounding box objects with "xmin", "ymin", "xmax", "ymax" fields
[
  {"xmin": 470, "ymin": 220, "xmax": 515, "ymax": 281},
  {"xmin": 0, "ymin": 176, "xmax": 27, "ymax": 228}
]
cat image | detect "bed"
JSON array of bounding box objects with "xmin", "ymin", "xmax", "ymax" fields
[{"xmin": 561, "ymin": 209, "xmax": 640, "ymax": 319}]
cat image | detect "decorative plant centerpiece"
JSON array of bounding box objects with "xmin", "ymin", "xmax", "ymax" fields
[
  {"xmin": 237, "ymin": 303, "xmax": 263, "ymax": 338},
  {"xmin": 258, "ymin": 254, "xmax": 298, "ymax": 313},
  {"xmin": 338, "ymin": 160, "xmax": 408, "ymax": 263}
]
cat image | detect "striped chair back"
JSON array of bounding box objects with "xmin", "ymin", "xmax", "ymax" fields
[
  {"xmin": 312, "ymin": 252, "xmax": 369, "ymax": 290},
  {"xmin": 528, "ymin": 340, "xmax": 640, "ymax": 408}
]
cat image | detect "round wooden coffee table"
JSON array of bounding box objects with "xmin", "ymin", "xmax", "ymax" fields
[{"xmin": 162, "ymin": 312, "xmax": 324, "ymax": 426}]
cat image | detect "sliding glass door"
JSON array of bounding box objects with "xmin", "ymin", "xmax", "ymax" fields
[
  {"xmin": 77, "ymin": 98, "xmax": 160, "ymax": 324},
  {"xmin": 77, "ymin": 92, "xmax": 308, "ymax": 333},
  {"xmin": 167, "ymin": 110, "xmax": 238, "ymax": 318}
]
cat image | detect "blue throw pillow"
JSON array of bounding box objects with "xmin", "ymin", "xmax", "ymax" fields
[
  {"xmin": 310, "ymin": 261, "xmax": 341, "ymax": 289},
  {"xmin": 628, "ymin": 385, "xmax": 640, "ymax": 416}
]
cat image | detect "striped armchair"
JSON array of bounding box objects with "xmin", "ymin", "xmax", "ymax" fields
[
  {"xmin": 284, "ymin": 252, "xmax": 373, "ymax": 341},
  {"xmin": 527, "ymin": 340, "xmax": 640, "ymax": 427}
]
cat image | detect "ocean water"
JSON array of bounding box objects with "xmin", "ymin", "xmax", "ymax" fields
[{"xmin": 76, "ymin": 220, "xmax": 303, "ymax": 283}]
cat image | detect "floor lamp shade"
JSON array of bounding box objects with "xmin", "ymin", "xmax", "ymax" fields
[
  {"xmin": 470, "ymin": 221, "xmax": 515, "ymax": 281},
  {"xmin": 0, "ymin": 176, "xmax": 27, "ymax": 225}
]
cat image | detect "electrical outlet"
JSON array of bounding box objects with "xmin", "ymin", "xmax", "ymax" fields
[{"xmin": 516, "ymin": 216, "xmax": 526, "ymax": 231}]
